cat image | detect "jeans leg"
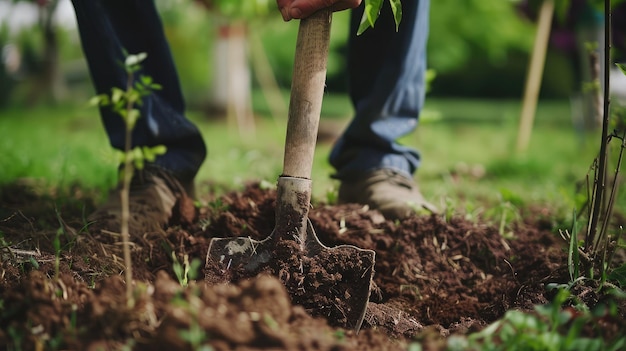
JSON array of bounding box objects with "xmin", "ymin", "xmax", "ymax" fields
[
  {"xmin": 329, "ymin": 0, "xmax": 430, "ymax": 180},
  {"xmin": 71, "ymin": 0, "xmax": 206, "ymax": 184}
]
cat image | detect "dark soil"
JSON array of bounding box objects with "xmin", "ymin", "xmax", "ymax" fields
[{"xmin": 0, "ymin": 181, "xmax": 624, "ymax": 350}]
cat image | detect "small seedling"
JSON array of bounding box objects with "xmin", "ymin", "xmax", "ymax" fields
[
  {"xmin": 171, "ymin": 291, "xmax": 212, "ymax": 350},
  {"xmin": 171, "ymin": 252, "xmax": 201, "ymax": 287},
  {"xmin": 578, "ymin": 1, "xmax": 626, "ymax": 291},
  {"xmin": 178, "ymin": 321, "xmax": 212, "ymax": 351},
  {"xmin": 90, "ymin": 52, "xmax": 166, "ymax": 307},
  {"xmin": 210, "ymin": 198, "xmax": 228, "ymax": 212},
  {"xmin": 454, "ymin": 287, "xmax": 626, "ymax": 351}
]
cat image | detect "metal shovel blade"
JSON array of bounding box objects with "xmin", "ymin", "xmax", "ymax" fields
[{"xmin": 206, "ymin": 177, "xmax": 375, "ymax": 331}]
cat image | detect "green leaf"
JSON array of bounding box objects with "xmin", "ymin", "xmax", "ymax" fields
[
  {"xmin": 115, "ymin": 150, "xmax": 126, "ymax": 166},
  {"xmin": 125, "ymin": 52, "xmax": 147, "ymax": 68},
  {"xmin": 127, "ymin": 89, "xmax": 141, "ymax": 104},
  {"xmin": 148, "ymin": 145, "xmax": 167, "ymax": 159},
  {"xmin": 172, "ymin": 259, "xmax": 184, "ymax": 285},
  {"xmin": 357, "ymin": 13, "xmax": 372, "ymax": 35},
  {"xmin": 616, "ymin": 63, "xmax": 626, "ymax": 77},
  {"xmin": 132, "ymin": 147, "xmax": 144, "ymax": 170},
  {"xmin": 113, "ymin": 99, "xmax": 126, "ymax": 115},
  {"xmin": 498, "ymin": 187, "xmax": 524, "ymax": 207},
  {"xmin": 142, "ymin": 147, "xmax": 154, "ymax": 162},
  {"xmin": 134, "ymin": 85, "xmax": 151, "ymax": 100},
  {"xmin": 140, "ymin": 75, "xmax": 153, "ymax": 86},
  {"xmin": 188, "ymin": 258, "xmax": 202, "ymax": 281},
  {"xmin": 88, "ymin": 95, "xmax": 108, "ymax": 107},
  {"xmin": 606, "ymin": 286, "xmax": 626, "ymax": 299},
  {"xmin": 88, "ymin": 96, "xmax": 101, "ymax": 106},
  {"xmin": 357, "ymin": 0, "xmax": 384, "ymax": 35},
  {"xmin": 28, "ymin": 256, "xmax": 39, "ymax": 270},
  {"xmin": 608, "ymin": 263, "xmax": 626, "ymax": 287},
  {"xmin": 366, "ymin": 0, "xmax": 384, "ymax": 27},
  {"xmin": 126, "ymin": 109, "xmax": 140, "ymax": 129},
  {"xmin": 154, "ymin": 145, "xmax": 167, "ymax": 155},
  {"xmin": 53, "ymin": 231, "xmax": 61, "ymax": 253},
  {"xmin": 389, "ymin": 0, "xmax": 402, "ymax": 31},
  {"xmin": 142, "ymin": 145, "xmax": 166, "ymax": 163},
  {"xmin": 111, "ymin": 88, "xmax": 124, "ymax": 104},
  {"xmin": 139, "ymin": 75, "xmax": 162, "ymax": 91}
]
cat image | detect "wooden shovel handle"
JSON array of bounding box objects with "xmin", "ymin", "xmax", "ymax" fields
[{"xmin": 282, "ymin": 9, "xmax": 331, "ymax": 179}]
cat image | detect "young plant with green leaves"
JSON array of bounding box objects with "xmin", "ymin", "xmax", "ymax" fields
[
  {"xmin": 171, "ymin": 252, "xmax": 202, "ymax": 288},
  {"xmin": 577, "ymin": 0, "xmax": 626, "ymax": 289},
  {"xmin": 170, "ymin": 288, "xmax": 213, "ymax": 350},
  {"xmin": 446, "ymin": 288, "xmax": 626, "ymax": 351},
  {"xmin": 90, "ymin": 52, "xmax": 166, "ymax": 307}
]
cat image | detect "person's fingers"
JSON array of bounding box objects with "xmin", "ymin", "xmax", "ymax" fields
[
  {"xmin": 276, "ymin": 0, "xmax": 292, "ymax": 21},
  {"xmin": 278, "ymin": 0, "xmax": 362, "ymax": 21}
]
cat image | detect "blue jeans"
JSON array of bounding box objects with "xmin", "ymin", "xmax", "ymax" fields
[
  {"xmin": 72, "ymin": 0, "xmax": 429, "ymax": 184},
  {"xmin": 72, "ymin": 0, "xmax": 206, "ymax": 185},
  {"xmin": 330, "ymin": 0, "xmax": 430, "ymax": 180}
]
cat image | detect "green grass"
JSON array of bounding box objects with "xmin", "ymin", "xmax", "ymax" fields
[
  {"xmin": 0, "ymin": 104, "xmax": 117, "ymax": 198},
  {"xmin": 416, "ymin": 98, "xmax": 607, "ymax": 214},
  {"xmin": 1, "ymin": 96, "xmax": 623, "ymax": 219}
]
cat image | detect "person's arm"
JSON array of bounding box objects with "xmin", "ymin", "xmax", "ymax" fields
[{"xmin": 276, "ymin": 0, "xmax": 361, "ymax": 21}]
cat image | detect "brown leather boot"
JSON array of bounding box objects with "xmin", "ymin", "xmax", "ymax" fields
[
  {"xmin": 338, "ymin": 169, "xmax": 437, "ymax": 220},
  {"xmin": 88, "ymin": 166, "xmax": 194, "ymax": 238}
]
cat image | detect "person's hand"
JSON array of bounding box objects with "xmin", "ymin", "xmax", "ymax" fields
[{"xmin": 276, "ymin": 0, "xmax": 362, "ymax": 21}]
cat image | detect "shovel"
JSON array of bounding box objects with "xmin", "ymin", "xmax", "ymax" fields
[{"xmin": 205, "ymin": 9, "xmax": 375, "ymax": 332}]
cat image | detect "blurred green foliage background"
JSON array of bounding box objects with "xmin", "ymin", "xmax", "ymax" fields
[{"xmin": 0, "ymin": 0, "xmax": 580, "ymax": 107}]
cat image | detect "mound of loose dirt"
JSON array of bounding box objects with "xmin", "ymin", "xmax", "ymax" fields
[{"xmin": 0, "ymin": 182, "xmax": 624, "ymax": 350}]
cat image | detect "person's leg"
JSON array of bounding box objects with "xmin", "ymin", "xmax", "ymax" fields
[
  {"xmin": 330, "ymin": 0, "xmax": 435, "ymax": 219},
  {"xmin": 71, "ymin": 0, "xmax": 205, "ymax": 234},
  {"xmin": 71, "ymin": 0, "xmax": 206, "ymax": 187},
  {"xmin": 330, "ymin": 0, "xmax": 429, "ymax": 180}
]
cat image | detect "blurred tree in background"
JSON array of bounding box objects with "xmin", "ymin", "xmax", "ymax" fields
[
  {"xmin": 0, "ymin": 24, "xmax": 14, "ymax": 106},
  {"xmin": 429, "ymin": 0, "xmax": 534, "ymax": 73},
  {"xmin": 191, "ymin": 0, "xmax": 274, "ymax": 133},
  {"xmin": 1, "ymin": 0, "xmax": 69, "ymax": 105}
]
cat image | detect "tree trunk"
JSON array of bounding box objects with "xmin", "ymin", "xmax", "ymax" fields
[
  {"xmin": 210, "ymin": 21, "xmax": 255, "ymax": 136},
  {"xmin": 28, "ymin": 0, "xmax": 67, "ymax": 104}
]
